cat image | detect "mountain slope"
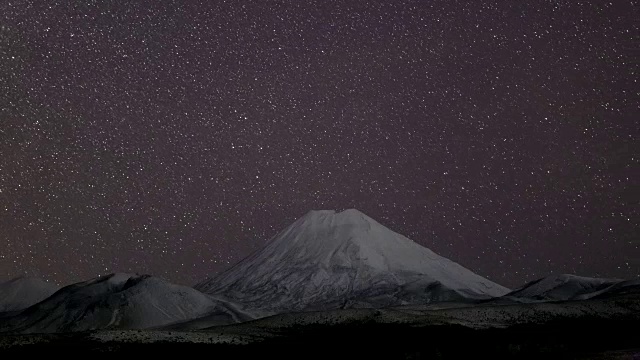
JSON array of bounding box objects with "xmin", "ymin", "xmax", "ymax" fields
[
  {"xmin": 197, "ymin": 209, "xmax": 509, "ymax": 312},
  {"xmin": 0, "ymin": 273, "xmax": 246, "ymax": 333},
  {"xmin": 589, "ymin": 279, "xmax": 640, "ymax": 299},
  {"xmin": 0, "ymin": 277, "xmax": 59, "ymax": 313},
  {"xmin": 506, "ymin": 274, "xmax": 621, "ymax": 301}
]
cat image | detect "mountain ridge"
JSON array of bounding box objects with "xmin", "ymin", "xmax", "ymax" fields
[
  {"xmin": 0, "ymin": 277, "xmax": 59, "ymax": 313},
  {"xmin": 505, "ymin": 273, "xmax": 637, "ymax": 301},
  {"xmin": 0, "ymin": 273, "xmax": 247, "ymax": 333}
]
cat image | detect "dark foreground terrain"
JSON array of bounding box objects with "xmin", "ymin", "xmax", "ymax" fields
[
  {"xmin": 0, "ymin": 316, "xmax": 638, "ymax": 359},
  {"xmin": 2, "ymin": 291, "xmax": 639, "ymax": 359}
]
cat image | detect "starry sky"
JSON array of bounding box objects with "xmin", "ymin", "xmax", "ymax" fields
[{"xmin": 0, "ymin": 1, "xmax": 637, "ymax": 288}]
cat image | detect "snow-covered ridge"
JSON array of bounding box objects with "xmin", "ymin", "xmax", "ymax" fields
[{"xmin": 197, "ymin": 209, "xmax": 510, "ymax": 312}]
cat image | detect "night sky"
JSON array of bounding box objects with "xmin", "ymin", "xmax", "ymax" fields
[{"xmin": 1, "ymin": 1, "xmax": 637, "ymax": 288}]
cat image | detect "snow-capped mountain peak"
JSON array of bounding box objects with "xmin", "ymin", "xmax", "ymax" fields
[{"xmin": 197, "ymin": 209, "xmax": 509, "ymax": 312}]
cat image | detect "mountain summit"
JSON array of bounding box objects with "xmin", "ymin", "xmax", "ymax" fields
[{"xmin": 197, "ymin": 209, "xmax": 509, "ymax": 312}]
